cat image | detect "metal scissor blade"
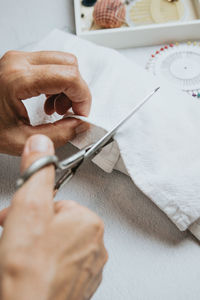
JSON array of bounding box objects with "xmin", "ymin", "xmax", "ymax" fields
[
  {"xmin": 54, "ymin": 146, "xmax": 92, "ymax": 192},
  {"xmin": 54, "ymin": 169, "xmax": 74, "ymax": 193},
  {"xmin": 84, "ymin": 87, "xmax": 160, "ymax": 160}
]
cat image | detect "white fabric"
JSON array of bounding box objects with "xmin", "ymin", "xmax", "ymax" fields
[
  {"xmin": 25, "ymin": 29, "xmax": 200, "ymax": 234},
  {"xmin": 1, "ymin": 0, "xmax": 200, "ymax": 296}
]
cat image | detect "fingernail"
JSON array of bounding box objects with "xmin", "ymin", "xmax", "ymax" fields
[
  {"xmin": 26, "ymin": 135, "xmax": 52, "ymax": 154},
  {"xmin": 44, "ymin": 94, "xmax": 58, "ymax": 115},
  {"xmin": 54, "ymin": 93, "xmax": 72, "ymax": 115},
  {"xmin": 75, "ymin": 123, "xmax": 90, "ymax": 135}
]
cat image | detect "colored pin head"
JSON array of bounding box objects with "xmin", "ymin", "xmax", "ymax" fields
[{"xmin": 82, "ymin": 0, "xmax": 97, "ymax": 7}]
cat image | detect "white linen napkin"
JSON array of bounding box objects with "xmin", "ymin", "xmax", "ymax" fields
[{"xmin": 24, "ymin": 29, "xmax": 200, "ymax": 238}]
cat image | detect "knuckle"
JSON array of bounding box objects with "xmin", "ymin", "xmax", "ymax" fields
[
  {"xmin": 76, "ymin": 206, "xmax": 105, "ymax": 235},
  {"xmin": 2, "ymin": 50, "xmax": 19, "ymax": 60},
  {"xmin": 52, "ymin": 124, "xmax": 75, "ymax": 146},
  {"xmin": 2, "ymin": 254, "xmax": 28, "ymax": 276},
  {"xmin": 3, "ymin": 66, "xmax": 20, "ymax": 77},
  {"xmin": 68, "ymin": 205, "xmax": 105, "ymax": 234},
  {"xmin": 68, "ymin": 53, "xmax": 78, "ymax": 65},
  {"xmin": 89, "ymin": 215, "xmax": 105, "ymax": 235},
  {"xmin": 54, "ymin": 201, "xmax": 65, "ymax": 211},
  {"xmin": 55, "ymin": 200, "xmax": 78, "ymax": 212},
  {"xmin": 62, "ymin": 200, "xmax": 79, "ymax": 209},
  {"xmin": 0, "ymin": 51, "xmax": 22, "ymax": 78},
  {"xmin": 52, "ymin": 131, "xmax": 66, "ymax": 146},
  {"xmin": 0, "ymin": 58, "xmax": 29, "ymax": 93},
  {"xmin": 69, "ymin": 66, "xmax": 80, "ymax": 83},
  {"xmin": 65, "ymin": 200, "xmax": 78, "ymax": 206}
]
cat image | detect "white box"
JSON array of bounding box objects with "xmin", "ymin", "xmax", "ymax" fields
[{"xmin": 74, "ymin": 0, "xmax": 200, "ymax": 48}]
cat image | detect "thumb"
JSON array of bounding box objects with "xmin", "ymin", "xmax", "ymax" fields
[
  {"xmin": 7, "ymin": 135, "xmax": 55, "ymax": 229},
  {"xmin": 0, "ymin": 135, "xmax": 55, "ymax": 227}
]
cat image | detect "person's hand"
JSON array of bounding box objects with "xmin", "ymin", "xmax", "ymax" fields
[
  {"xmin": 0, "ymin": 50, "xmax": 91, "ymax": 155},
  {"xmin": 0, "ymin": 134, "xmax": 107, "ymax": 300}
]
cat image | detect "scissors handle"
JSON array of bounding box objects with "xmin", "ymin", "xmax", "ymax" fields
[
  {"xmin": 16, "ymin": 145, "xmax": 94, "ymax": 192},
  {"xmin": 54, "ymin": 148, "xmax": 90, "ymax": 192},
  {"xmin": 16, "ymin": 155, "xmax": 59, "ymax": 189}
]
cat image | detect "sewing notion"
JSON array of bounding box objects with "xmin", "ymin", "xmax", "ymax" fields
[
  {"xmin": 127, "ymin": 0, "xmax": 184, "ymax": 26},
  {"xmin": 74, "ymin": 0, "xmax": 200, "ymax": 48},
  {"xmin": 146, "ymin": 41, "xmax": 200, "ymax": 98},
  {"xmin": 82, "ymin": 0, "xmax": 97, "ymax": 6}
]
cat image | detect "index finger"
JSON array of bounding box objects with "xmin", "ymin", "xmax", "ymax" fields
[{"xmin": 19, "ymin": 64, "xmax": 92, "ymax": 117}]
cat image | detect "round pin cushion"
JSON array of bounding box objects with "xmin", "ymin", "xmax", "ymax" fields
[{"xmin": 146, "ymin": 42, "xmax": 200, "ymax": 98}]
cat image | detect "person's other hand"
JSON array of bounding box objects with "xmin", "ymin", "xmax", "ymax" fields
[
  {"xmin": 0, "ymin": 51, "xmax": 91, "ymax": 155},
  {"xmin": 0, "ymin": 134, "xmax": 107, "ymax": 300}
]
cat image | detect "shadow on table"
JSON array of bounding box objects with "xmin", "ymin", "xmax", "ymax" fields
[
  {"xmin": 0, "ymin": 154, "xmax": 20, "ymax": 203},
  {"xmin": 0, "ymin": 144, "xmax": 197, "ymax": 246},
  {"xmin": 56, "ymin": 144, "xmax": 196, "ymax": 246}
]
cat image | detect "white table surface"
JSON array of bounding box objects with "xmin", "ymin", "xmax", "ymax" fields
[{"xmin": 0, "ymin": 1, "xmax": 200, "ymax": 300}]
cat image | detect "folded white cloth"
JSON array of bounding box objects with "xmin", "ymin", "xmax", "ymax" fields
[{"xmin": 25, "ymin": 29, "xmax": 200, "ymax": 238}]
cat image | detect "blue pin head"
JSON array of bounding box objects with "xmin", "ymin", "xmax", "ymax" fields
[{"xmin": 82, "ymin": 0, "xmax": 97, "ymax": 6}]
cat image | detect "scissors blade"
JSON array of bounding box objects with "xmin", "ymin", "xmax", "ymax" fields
[
  {"xmin": 54, "ymin": 169, "xmax": 74, "ymax": 193},
  {"xmin": 84, "ymin": 87, "xmax": 160, "ymax": 159}
]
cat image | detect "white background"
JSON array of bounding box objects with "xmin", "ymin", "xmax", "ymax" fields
[{"xmin": 0, "ymin": 1, "xmax": 200, "ymax": 300}]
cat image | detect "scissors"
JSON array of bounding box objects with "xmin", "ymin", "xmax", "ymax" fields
[{"xmin": 16, "ymin": 87, "xmax": 160, "ymax": 194}]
